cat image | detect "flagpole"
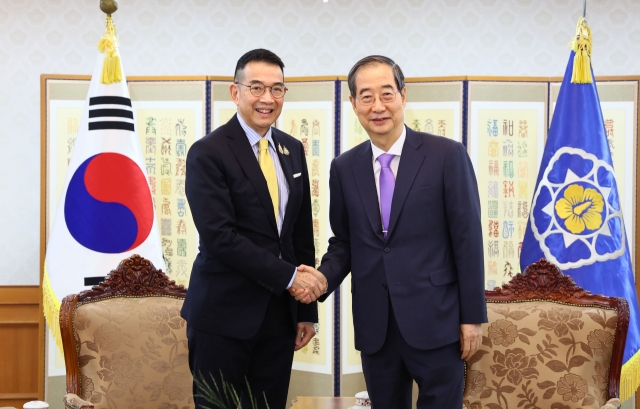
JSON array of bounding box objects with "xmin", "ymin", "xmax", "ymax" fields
[{"xmin": 583, "ymin": 0, "xmax": 587, "ymax": 18}]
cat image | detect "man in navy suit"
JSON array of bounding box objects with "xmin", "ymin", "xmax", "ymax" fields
[
  {"xmin": 293, "ymin": 56, "xmax": 487, "ymax": 408},
  {"xmin": 183, "ymin": 49, "xmax": 326, "ymax": 409}
]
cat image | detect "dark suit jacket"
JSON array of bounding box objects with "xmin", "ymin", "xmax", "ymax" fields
[
  {"xmin": 318, "ymin": 127, "xmax": 487, "ymax": 354},
  {"xmin": 181, "ymin": 114, "xmax": 317, "ymax": 339}
]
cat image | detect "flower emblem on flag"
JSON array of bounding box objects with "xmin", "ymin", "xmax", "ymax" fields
[
  {"xmin": 530, "ymin": 147, "xmax": 625, "ymax": 269},
  {"xmin": 554, "ymin": 184, "xmax": 604, "ymax": 234}
]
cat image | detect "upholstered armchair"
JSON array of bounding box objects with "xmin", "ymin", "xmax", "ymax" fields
[
  {"xmin": 463, "ymin": 259, "xmax": 629, "ymax": 409},
  {"xmin": 59, "ymin": 255, "xmax": 194, "ymax": 409}
]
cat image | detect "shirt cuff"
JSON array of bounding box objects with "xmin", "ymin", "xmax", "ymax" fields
[{"xmin": 286, "ymin": 268, "xmax": 297, "ymax": 289}]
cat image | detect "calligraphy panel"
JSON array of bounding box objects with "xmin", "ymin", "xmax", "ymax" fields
[
  {"xmin": 404, "ymin": 102, "xmax": 460, "ymax": 142},
  {"xmin": 470, "ymin": 103, "xmax": 545, "ymax": 289},
  {"xmin": 277, "ymin": 100, "xmax": 334, "ymax": 375},
  {"xmin": 48, "ymin": 101, "xmax": 84, "ymax": 237},
  {"xmin": 210, "ymin": 80, "xmax": 236, "ymax": 130},
  {"xmin": 128, "ymin": 81, "xmax": 206, "ymax": 287},
  {"xmin": 405, "ymin": 82, "xmax": 463, "ymax": 143},
  {"xmin": 468, "ymin": 82, "xmax": 547, "ymax": 291},
  {"xmin": 132, "ymin": 102, "xmax": 203, "ymax": 287}
]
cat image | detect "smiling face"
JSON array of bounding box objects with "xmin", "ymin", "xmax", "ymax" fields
[
  {"xmin": 230, "ymin": 61, "xmax": 285, "ymax": 136},
  {"xmin": 350, "ymin": 63, "xmax": 406, "ymax": 149}
]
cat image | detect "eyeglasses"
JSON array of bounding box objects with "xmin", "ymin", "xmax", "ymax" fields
[
  {"xmin": 356, "ymin": 90, "xmax": 399, "ymax": 106},
  {"xmin": 235, "ymin": 81, "xmax": 288, "ymax": 98}
]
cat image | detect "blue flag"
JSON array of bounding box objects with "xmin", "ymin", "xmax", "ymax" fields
[{"xmin": 520, "ymin": 51, "xmax": 640, "ymax": 400}]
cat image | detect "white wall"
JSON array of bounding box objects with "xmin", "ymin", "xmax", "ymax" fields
[{"xmin": 1, "ymin": 0, "xmax": 639, "ymax": 285}]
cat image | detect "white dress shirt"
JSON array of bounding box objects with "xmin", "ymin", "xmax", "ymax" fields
[{"xmin": 370, "ymin": 126, "xmax": 407, "ymax": 211}]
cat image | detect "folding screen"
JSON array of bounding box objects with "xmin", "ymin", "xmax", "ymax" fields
[{"xmin": 41, "ymin": 74, "xmax": 640, "ymax": 403}]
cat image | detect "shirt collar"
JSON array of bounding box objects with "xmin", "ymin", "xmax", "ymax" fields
[
  {"xmin": 371, "ymin": 125, "xmax": 407, "ymax": 160},
  {"xmin": 237, "ymin": 113, "xmax": 275, "ymax": 150}
]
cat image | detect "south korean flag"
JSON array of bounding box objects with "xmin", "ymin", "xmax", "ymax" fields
[{"xmin": 43, "ymin": 18, "xmax": 165, "ymax": 352}]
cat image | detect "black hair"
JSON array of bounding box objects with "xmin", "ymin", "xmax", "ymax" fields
[
  {"xmin": 347, "ymin": 55, "xmax": 405, "ymax": 97},
  {"xmin": 234, "ymin": 48, "xmax": 285, "ymax": 82}
]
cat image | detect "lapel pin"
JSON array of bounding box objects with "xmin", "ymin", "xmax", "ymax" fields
[
  {"xmin": 283, "ymin": 146, "xmax": 290, "ymax": 156},
  {"xmin": 278, "ymin": 144, "xmax": 284, "ymax": 154}
]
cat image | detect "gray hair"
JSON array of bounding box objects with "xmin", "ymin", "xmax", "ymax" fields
[{"xmin": 347, "ymin": 55, "xmax": 405, "ymax": 97}]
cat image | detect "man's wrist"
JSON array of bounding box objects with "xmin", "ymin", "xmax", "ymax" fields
[
  {"xmin": 297, "ymin": 322, "xmax": 319, "ymax": 331},
  {"xmin": 287, "ymin": 268, "xmax": 297, "ymax": 289}
]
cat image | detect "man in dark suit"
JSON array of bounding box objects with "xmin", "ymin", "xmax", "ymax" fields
[
  {"xmin": 182, "ymin": 49, "xmax": 326, "ymax": 409},
  {"xmin": 294, "ymin": 56, "xmax": 487, "ymax": 408}
]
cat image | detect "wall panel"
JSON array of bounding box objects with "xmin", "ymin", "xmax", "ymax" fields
[{"xmin": 0, "ymin": 286, "xmax": 44, "ymax": 408}]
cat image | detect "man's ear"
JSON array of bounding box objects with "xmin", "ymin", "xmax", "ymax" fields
[
  {"xmin": 230, "ymin": 83, "xmax": 240, "ymax": 106},
  {"xmin": 400, "ymin": 87, "xmax": 407, "ymax": 108},
  {"xmin": 350, "ymin": 95, "xmax": 356, "ymax": 111}
]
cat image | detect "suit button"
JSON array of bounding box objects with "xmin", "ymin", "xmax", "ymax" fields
[
  {"xmin": 382, "ymin": 283, "xmax": 388, "ymax": 290},
  {"xmin": 384, "ymin": 247, "xmax": 390, "ymax": 253}
]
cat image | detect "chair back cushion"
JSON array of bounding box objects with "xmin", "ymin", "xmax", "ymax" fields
[
  {"xmin": 464, "ymin": 300, "xmax": 617, "ymax": 409},
  {"xmin": 72, "ymin": 295, "xmax": 194, "ymax": 409}
]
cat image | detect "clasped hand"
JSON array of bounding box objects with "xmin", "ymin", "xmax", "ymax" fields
[{"xmin": 288, "ymin": 265, "xmax": 327, "ymax": 304}]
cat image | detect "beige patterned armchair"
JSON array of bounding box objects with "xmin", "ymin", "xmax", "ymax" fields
[
  {"xmin": 59, "ymin": 255, "xmax": 194, "ymax": 409},
  {"xmin": 463, "ymin": 259, "xmax": 629, "ymax": 409}
]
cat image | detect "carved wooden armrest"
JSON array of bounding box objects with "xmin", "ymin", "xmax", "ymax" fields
[
  {"xmin": 63, "ymin": 394, "xmax": 94, "ymax": 409},
  {"xmin": 601, "ymin": 398, "xmax": 621, "ymax": 409}
]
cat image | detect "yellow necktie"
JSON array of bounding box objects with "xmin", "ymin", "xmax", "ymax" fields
[{"xmin": 258, "ymin": 138, "xmax": 279, "ymax": 221}]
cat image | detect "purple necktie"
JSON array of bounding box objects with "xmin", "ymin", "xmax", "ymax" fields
[{"xmin": 377, "ymin": 153, "xmax": 395, "ymax": 237}]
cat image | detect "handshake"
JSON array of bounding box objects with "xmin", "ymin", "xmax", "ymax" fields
[{"xmin": 288, "ymin": 265, "xmax": 328, "ymax": 304}]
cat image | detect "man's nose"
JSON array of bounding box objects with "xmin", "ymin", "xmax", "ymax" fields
[
  {"xmin": 371, "ymin": 96, "xmax": 386, "ymax": 111},
  {"xmin": 260, "ymin": 88, "xmax": 276, "ymax": 103}
]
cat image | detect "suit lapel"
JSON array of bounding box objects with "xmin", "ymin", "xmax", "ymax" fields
[
  {"xmin": 352, "ymin": 143, "xmax": 385, "ymax": 242},
  {"xmin": 272, "ymin": 131, "xmax": 296, "ymax": 236},
  {"xmin": 226, "ymin": 115, "xmax": 278, "ymax": 235},
  {"xmin": 386, "ymin": 128, "xmax": 425, "ymax": 239}
]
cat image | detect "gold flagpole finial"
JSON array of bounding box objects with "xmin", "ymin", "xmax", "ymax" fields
[
  {"xmin": 100, "ymin": 0, "xmax": 118, "ymax": 16},
  {"xmin": 569, "ymin": 17, "xmax": 593, "ymax": 84},
  {"xmin": 97, "ymin": 0, "xmax": 122, "ymax": 84}
]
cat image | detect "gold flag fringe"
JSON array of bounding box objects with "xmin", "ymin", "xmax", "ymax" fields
[
  {"xmin": 42, "ymin": 266, "xmax": 63, "ymax": 353},
  {"xmin": 569, "ymin": 17, "xmax": 593, "ymax": 84},
  {"xmin": 621, "ymin": 351, "xmax": 640, "ymax": 402},
  {"xmin": 97, "ymin": 16, "xmax": 122, "ymax": 84}
]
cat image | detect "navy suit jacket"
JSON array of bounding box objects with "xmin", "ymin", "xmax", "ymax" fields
[
  {"xmin": 181, "ymin": 114, "xmax": 317, "ymax": 339},
  {"xmin": 318, "ymin": 127, "xmax": 487, "ymax": 354}
]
